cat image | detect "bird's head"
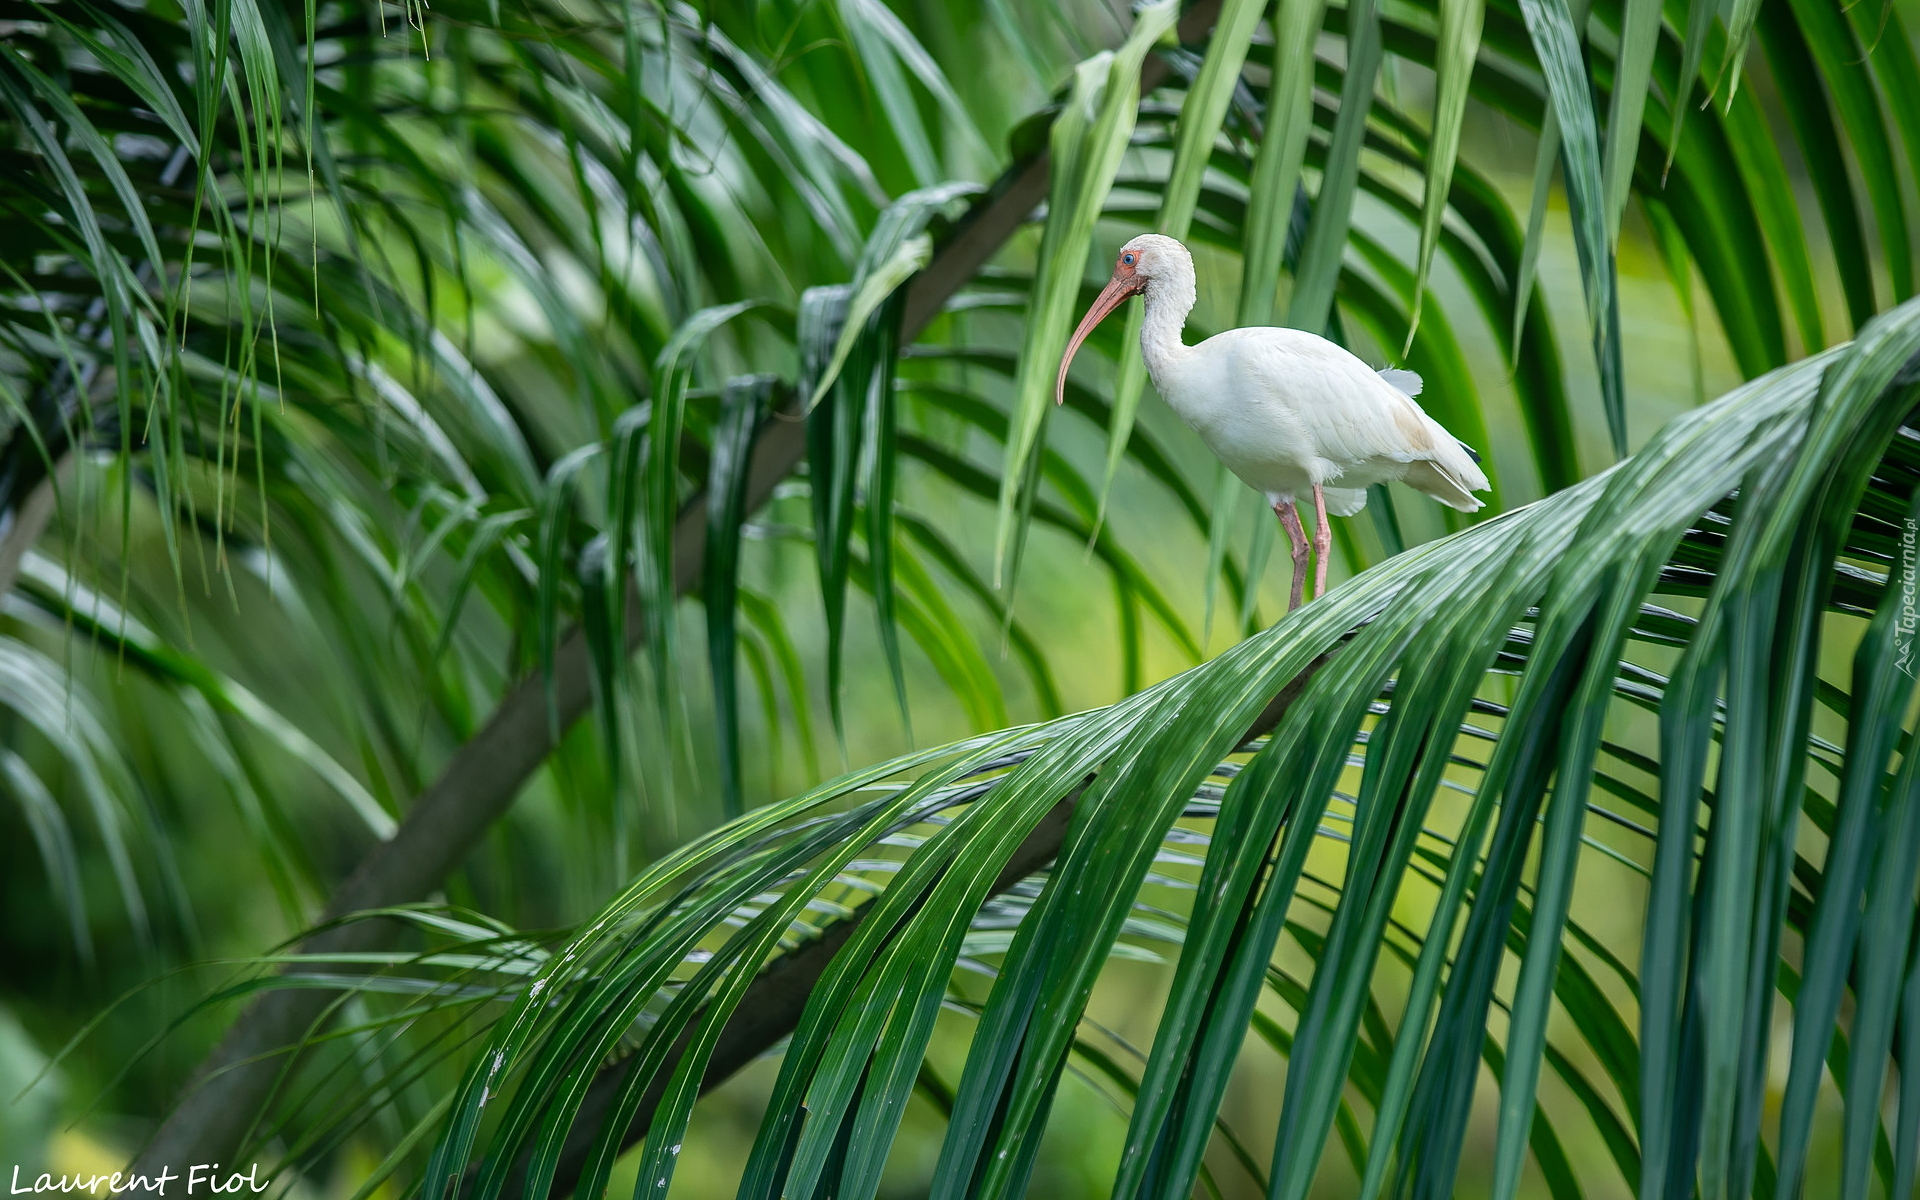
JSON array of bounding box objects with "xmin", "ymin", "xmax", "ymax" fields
[{"xmin": 1056, "ymin": 234, "xmax": 1194, "ymax": 405}]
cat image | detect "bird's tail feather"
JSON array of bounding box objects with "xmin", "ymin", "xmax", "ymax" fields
[
  {"xmin": 1407, "ymin": 432, "xmax": 1490, "ymax": 511},
  {"xmin": 1406, "ymin": 461, "xmax": 1484, "ymax": 511}
]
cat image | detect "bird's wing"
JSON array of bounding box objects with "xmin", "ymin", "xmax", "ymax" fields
[
  {"xmin": 1224, "ymin": 330, "xmax": 1485, "ymax": 499},
  {"xmin": 1250, "ymin": 344, "xmax": 1444, "ymax": 468}
]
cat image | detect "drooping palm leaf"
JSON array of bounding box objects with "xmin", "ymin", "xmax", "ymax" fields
[{"xmin": 418, "ymin": 303, "xmax": 1920, "ymax": 1200}]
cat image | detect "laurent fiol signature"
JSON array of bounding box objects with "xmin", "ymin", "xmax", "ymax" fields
[{"xmin": 9, "ymin": 1165, "xmax": 269, "ymax": 1195}]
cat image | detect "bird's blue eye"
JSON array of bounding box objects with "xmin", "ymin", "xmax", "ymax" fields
[{"xmin": 1123, "ymin": 253, "xmax": 1135, "ymax": 264}]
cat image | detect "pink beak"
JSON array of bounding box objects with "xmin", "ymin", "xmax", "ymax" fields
[{"xmin": 1055, "ymin": 274, "xmax": 1144, "ymax": 405}]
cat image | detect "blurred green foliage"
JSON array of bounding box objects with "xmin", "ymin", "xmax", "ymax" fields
[{"xmin": 1, "ymin": 0, "xmax": 1918, "ymax": 1195}]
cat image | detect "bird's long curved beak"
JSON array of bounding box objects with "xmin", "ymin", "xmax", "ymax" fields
[{"xmin": 1055, "ymin": 276, "xmax": 1143, "ymax": 405}]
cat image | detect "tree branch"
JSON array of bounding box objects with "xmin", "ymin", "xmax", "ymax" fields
[{"xmin": 125, "ymin": 0, "xmax": 1221, "ymax": 1177}]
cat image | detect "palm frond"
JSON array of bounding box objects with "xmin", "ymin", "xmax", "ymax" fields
[{"xmin": 413, "ymin": 304, "xmax": 1920, "ymax": 1200}]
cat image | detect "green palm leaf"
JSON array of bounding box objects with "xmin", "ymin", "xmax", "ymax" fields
[{"xmin": 419, "ymin": 300, "xmax": 1920, "ymax": 1200}]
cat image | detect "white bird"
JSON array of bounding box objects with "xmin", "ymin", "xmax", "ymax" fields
[{"xmin": 1056, "ymin": 233, "xmax": 1489, "ymax": 610}]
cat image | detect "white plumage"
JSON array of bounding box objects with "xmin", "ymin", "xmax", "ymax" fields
[{"xmin": 1056, "ymin": 233, "xmax": 1490, "ymax": 609}]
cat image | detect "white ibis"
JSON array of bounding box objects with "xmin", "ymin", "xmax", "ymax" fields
[{"xmin": 1057, "ymin": 234, "xmax": 1489, "ymax": 610}]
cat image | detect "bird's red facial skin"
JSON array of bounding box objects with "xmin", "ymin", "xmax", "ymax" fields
[{"xmin": 1055, "ymin": 261, "xmax": 1147, "ymax": 406}]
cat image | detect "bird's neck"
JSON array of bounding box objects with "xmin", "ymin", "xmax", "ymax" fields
[{"xmin": 1138, "ymin": 268, "xmax": 1196, "ymax": 387}]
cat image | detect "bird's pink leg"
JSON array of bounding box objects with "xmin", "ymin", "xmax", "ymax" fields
[
  {"xmin": 1274, "ymin": 500, "xmax": 1309, "ymax": 611},
  {"xmin": 1311, "ymin": 484, "xmax": 1332, "ymax": 600}
]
